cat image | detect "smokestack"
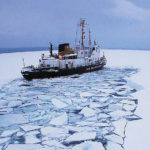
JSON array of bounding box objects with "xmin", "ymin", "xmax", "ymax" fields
[{"xmin": 49, "ymin": 42, "xmax": 53, "ymax": 56}]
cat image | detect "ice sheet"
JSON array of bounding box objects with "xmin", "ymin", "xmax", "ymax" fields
[{"xmin": 1, "ymin": 49, "xmax": 150, "ymax": 150}]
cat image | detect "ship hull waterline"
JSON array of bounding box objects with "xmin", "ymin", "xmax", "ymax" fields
[{"xmin": 21, "ymin": 64, "xmax": 105, "ymax": 80}]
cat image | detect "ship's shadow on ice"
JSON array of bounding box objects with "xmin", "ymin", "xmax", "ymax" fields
[{"xmin": 0, "ymin": 67, "xmax": 141, "ymax": 150}]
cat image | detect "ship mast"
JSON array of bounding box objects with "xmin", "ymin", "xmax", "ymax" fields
[
  {"xmin": 80, "ymin": 19, "xmax": 86, "ymax": 49},
  {"xmin": 89, "ymin": 29, "xmax": 92, "ymax": 47}
]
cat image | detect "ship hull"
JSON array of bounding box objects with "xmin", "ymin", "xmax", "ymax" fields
[{"xmin": 21, "ymin": 64, "xmax": 105, "ymax": 80}]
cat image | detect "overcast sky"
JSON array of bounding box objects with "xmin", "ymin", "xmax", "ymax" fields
[{"xmin": 0, "ymin": 0, "xmax": 150, "ymax": 49}]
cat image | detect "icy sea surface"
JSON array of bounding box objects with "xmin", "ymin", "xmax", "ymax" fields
[{"xmin": 0, "ymin": 68, "xmax": 141, "ymax": 150}]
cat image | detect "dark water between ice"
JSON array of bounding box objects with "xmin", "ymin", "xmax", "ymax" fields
[{"xmin": 0, "ymin": 68, "xmax": 141, "ymax": 150}]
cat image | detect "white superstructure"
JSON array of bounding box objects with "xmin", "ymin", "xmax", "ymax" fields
[{"xmin": 38, "ymin": 19, "xmax": 105, "ymax": 70}]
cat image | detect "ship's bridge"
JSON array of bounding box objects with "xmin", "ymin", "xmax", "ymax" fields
[{"xmin": 77, "ymin": 48, "xmax": 91, "ymax": 58}]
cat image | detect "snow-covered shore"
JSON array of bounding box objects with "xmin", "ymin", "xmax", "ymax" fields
[{"xmin": 0, "ymin": 49, "xmax": 150, "ymax": 149}]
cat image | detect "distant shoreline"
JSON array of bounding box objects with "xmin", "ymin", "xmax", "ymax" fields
[
  {"xmin": 0, "ymin": 47, "xmax": 48, "ymax": 54},
  {"xmin": 0, "ymin": 47, "xmax": 59, "ymax": 54},
  {"xmin": 0, "ymin": 47, "xmax": 150, "ymax": 54}
]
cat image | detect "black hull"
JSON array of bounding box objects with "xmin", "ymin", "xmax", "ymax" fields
[{"xmin": 21, "ymin": 64, "xmax": 105, "ymax": 80}]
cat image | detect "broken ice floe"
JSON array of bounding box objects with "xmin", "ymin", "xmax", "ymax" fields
[
  {"xmin": 105, "ymin": 133, "xmax": 124, "ymax": 145},
  {"xmin": 49, "ymin": 112, "xmax": 68, "ymax": 125},
  {"xmin": 41, "ymin": 126, "xmax": 68, "ymax": 138},
  {"xmin": 20, "ymin": 125, "xmax": 41, "ymax": 132},
  {"xmin": 0, "ymin": 114, "xmax": 28, "ymax": 127},
  {"xmin": 64, "ymin": 131, "xmax": 96, "ymax": 145},
  {"xmin": 0, "ymin": 68, "xmax": 140, "ymax": 149},
  {"xmin": 42, "ymin": 140, "xmax": 65, "ymax": 149},
  {"xmin": 0, "ymin": 137, "xmax": 10, "ymax": 144},
  {"xmin": 1, "ymin": 129, "xmax": 18, "ymax": 137},
  {"xmin": 8, "ymin": 100, "xmax": 22, "ymax": 108},
  {"xmin": 51, "ymin": 98, "xmax": 67, "ymax": 108},
  {"xmin": 5, "ymin": 144, "xmax": 44, "ymax": 150},
  {"xmin": 25, "ymin": 134, "xmax": 41, "ymax": 144},
  {"xmin": 80, "ymin": 107, "xmax": 96, "ymax": 117},
  {"xmin": 72, "ymin": 141, "xmax": 105, "ymax": 150},
  {"xmin": 112, "ymin": 119, "xmax": 127, "ymax": 137},
  {"xmin": 0, "ymin": 100, "xmax": 8, "ymax": 108},
  {"xmin": 105, "ymin": 141, "xmax": 123, "ymax": 150}
]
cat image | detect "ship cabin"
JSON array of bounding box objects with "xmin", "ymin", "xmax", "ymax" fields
[{"xmin": 62, "ymin": 54, "xmax": 77, "ymax": 60}]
